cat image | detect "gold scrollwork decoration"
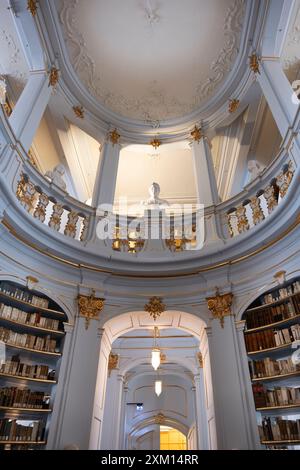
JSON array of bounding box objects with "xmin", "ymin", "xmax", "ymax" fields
[
  {"xmin": 73, "ymin": 105, "xmax": 84, "ymax": 119},
  {"xmin": 27, "ymin": 0, "xmax": 38, "ymax": 16},
  {"xmin": 150, "ymin": 138, "xmax": 161, "ymax": 149},
  {"xmin": 108, "ymin": 353, "xmax": 119, "ymax": 377},
  {"xmin": 229, "ymin": 99, "xmax": 240, "ymax": 114},
  {"xmin": 78, "ymin": 289, "xmax": 105, "ymax": 330},
  {"xmin": 206, "ymin": 289, "xmax": 234, "ymax": 328},
  {"xmin": 144, "ymin": 296, "xmax": 165, "ymax": 321},
  {"xmin": 48, "ymin": 67, "xmax": 59, "ymax": 87},
  {"xmin": 108, "ymin": 129, "xmax": 120, "ymax": 145},
  {"xmin": 249, "ymin": 53, "xmax": 260, "ymax": 74},
  {"xmin": 190, "ymin": 125, "xmax": 202, "ymax": 143}
]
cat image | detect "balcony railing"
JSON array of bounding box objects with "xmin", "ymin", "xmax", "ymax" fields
[{"xmin": 0, "ymin": 106, "xmax": 299, "ymax": 261}]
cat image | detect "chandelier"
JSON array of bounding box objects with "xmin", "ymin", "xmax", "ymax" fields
[{"xmin": 151, "ymin": 327, "xmax": 161, "ymax": 370}]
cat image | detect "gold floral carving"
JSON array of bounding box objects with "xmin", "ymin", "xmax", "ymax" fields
[
  {"xmin": 108, "ymin": 129, "xmax": 120, "ymax": 145},
  {"xmin": 249, "ymin": 196, "xmax": 265, "ymax": 225},
  {"xmin": 206, "ymin": 290, "xmax": 234, "ymax": 328},
  {"xmin": 108, "ymin": 353, "xmax": 119, "ymax": 376},
  {"xmin": 249, "ymin": 53, "xmax": 260, "ymax": 74},
  {"xmin": 264, "ymin": 185, "xmax": 278, "ymax": 214},
  {"xmin": 229, "ymin": 99, "xmax": 240, "ymax": 113},
  {"xmin": 150, "ymin": 138, "xmax": 161, "ymax": 149},
  {"xmin": 78, "ymin": 289, "xmax": 105, "ymax": 330},
  {"xmin": 236, "ymin": 206, "xmax": 250, "ymax": 234},
  {"xmin": 197, "ymin": 352, "xmax": 204, "ymax": 368},
  {"xmin": 48, "ymin": 67, "xmax": 59, "ymax": 87},
  {"xmin": 190, "ymin": 125, "xmax": 202, "ymax": 143},
  {"xmin": 144, "ymin": 297, "xmax": 165, "ymax": 321},
  {"xmin": 27, "ymin": 0, "xmax": 38, "ymax": 16},
  {"xmin": 73, "ymin": 105, "xmax": 84, "ymax": 119},
  {"xmin": 155, "ymin": 413, "xmax": 166, "ymax": 424}
]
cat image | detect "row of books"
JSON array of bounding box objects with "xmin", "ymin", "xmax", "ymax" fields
[
  {"xmin": 253, "ymin": 384, "xmax": 300, "ymax": 408},
  {"xmin": 0, "ymin": 326, "xmax": 58, "ymax": 353},
  {"xmin": 259, "ymin": 417, "xmax": 300, "ymax": 442},
  {"xmin": 0, "ymin": 357, "xmax": 55, "ymax": 381},
  {"xmin": 262, "ymin": 282, "xmax": 300, "ymax": 305},
  {"xmin": 0, "ymin": 387, "xmax": 50, "ymax": 409},
  {"xmin": 245, "ymin": 301, "xmax": 296, "ymax": 330},
  {"xmin": 249, "ymin": 357, "xmax": 300, "ymax": 379},
  {"xmin": 0, "ymin": 419, "xmax": 45, "ymax": 442},
  {"xmin": 0, "ymin": 303, "xmax": 60, "ymax": 331},
  {"xmin": 245, "ymin": 325, "xmax": 300, "ymax": 352},
  {"xmin": 0, "ymin": 283, "xmax": 49, "ymax": 309}
]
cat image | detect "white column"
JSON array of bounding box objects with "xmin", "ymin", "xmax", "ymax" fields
[
  {"xmin": 89, "ymin": 328, "xmax": 111, "ymax": 449},
  {"xmin": 191, "ymin": 138, "xmax": 220, "ymax": 207},
  {"xmin": 119, "ymin": 383, "xmax": 129, "ymax": 449},
  {"xmin": 100, "ymin": 371, "xmax": 124, "ymax": 450},
  {"xmin": 53, "ymin": 316, "xmax": 104, "ymax": 450},
  {"xmin": 235, "ymin": 320, "xmax": 261, "ymax": 449},
  {"xmin": 257, "ymin": 59, "xmax": 299, "ymax": 138},
  {"xmin": 194, "ymin": 372, "xmax": 210, "ymax": 450},
  {"xmin": 46, "ymin": 323, "xmax": 74, "ymax": 450},
  {"xmin": 9, "ymin": 71, "xmax": 52, "ymax": 151},
  {"xmin": 206, "ymin": 314, "xmax": 259, "ymax": 450},
  {"xmin": 92, "ymin": 141, "xmax": 121, "ymax": 208}
]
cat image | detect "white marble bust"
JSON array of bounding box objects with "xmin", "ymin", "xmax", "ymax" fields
[
  {"xmin": 45, "ymin": 164, "xmax": 67, "ymax": 191},
  {"xmin": 142, "ymin": 182, "xmax": 169, "ymax": 209},
  {"xmin": 247, "ymin": 160, "xmax": 265, "ymax": 182}
]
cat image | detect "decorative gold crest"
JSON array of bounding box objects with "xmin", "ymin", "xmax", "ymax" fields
[
  {"xmin": 197, "ymin": 352, "xmax": 204, "ymax": 368},
  {"xmin": 206, "ymin": 289, "xmax": 234, "ymax": 328},
  {"xmin": 78, "ymin": 289, "xmax": 105, "ymax": 330},
  {"xmin": 27, "ymin": 0, "xmax": 38, "ymax": 16},
  {"xmin": 73, "ymin": 105, "xmax": 84, "ymax": 119},
  {"xmin": 108, "ymin": 128, "xmax": 120, "ymax": 145},
  {"xmin": 229, "ymin": 99, "xmax": 240, "ymax": 114},
  {"xmin": 155, "ymin": 413, "xmax": 166, "ymax": 424},
  {"xmin": 249, "ymin": 53, "xmax": 260, "ymax": 74},
  {"xmin": 190, "ymin": 125, "xmax": 202, "ymax": 143},
  {"xmin": 144, "ymin": 297, "xmax": 165, "ymax": 321},
  {"xmin": 150, "ymin": 138, "xmax": 161, "ymax": 149},
  {"xmin": 48, "ymin": 67, "xmax": 59, "ymax": 87},
  {"xmin": 108, "ymin": 353, "xmax": 119, "ymax": 376}
]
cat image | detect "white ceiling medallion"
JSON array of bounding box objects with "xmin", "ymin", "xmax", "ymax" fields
[{"xmin": 58, "ymin": 0, "xmax": 245, "ymax": 122}]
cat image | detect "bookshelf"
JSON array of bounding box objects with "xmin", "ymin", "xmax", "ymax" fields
[
  {"xmin": 0, "ymin": 280, "xmax": 67, "ymax": 450},
  {"xmin": 243, "ymin": 278, "xmax": 300, "ymax": 450}
]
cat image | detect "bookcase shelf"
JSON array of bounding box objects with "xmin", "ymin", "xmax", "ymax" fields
[
  {"xmin": 247, "ymin": 342, "xmax": 293, "ymax": 358},
  {"xmin": 261, "ymin": 440, "xmax": 300, "ymax": 446},
  {"xmin": 256, "ymin": 404, "xmax": 300, "ymax": 413},
  {"xmin": 0, "ymin": 372, "xmax": 57, "ymax": 385},
  {"xmin": 3, "ymin": 342, "xmax": 61, "ymax": 357},
  {"xmin": 0, "ymin": 406, "xmax": 52, "ymax": 413},
  {"xmin": 0, "ymin": 316, "xmax": 65, "ymax": 338},
  {"xmin": 0, "ymin": 291, "xmax": 65, "ymax": 319},
  {"xmin": 0, "ymin": 441, "xmax": 47, "ymax": 446},
  {"xmin": 0, "ymin": 280, "xmax": 67, "ymax": 450},
  {"xmin": 252, "ymin": 371, "xmax": 300, "ymax": 383},
  {"xmin": 246, "ymin": 291, "xmax": 300, "ymax": 313},
  {"xmin": 243, "ymin": 277, "xmax": 300, "ymax": 449},
  {"xmin": 245, "ymin": 314, "xmax": 300, "ymax": 334}
]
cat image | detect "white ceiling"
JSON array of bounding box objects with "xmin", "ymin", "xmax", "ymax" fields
[{"xmin": 56, "ymin": 0, "xmax": 245, "ymax": 122}]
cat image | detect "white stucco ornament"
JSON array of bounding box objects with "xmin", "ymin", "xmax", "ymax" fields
[{"xmin": 45, "ymin": 164, "xmax": 67, "ymax": 191}]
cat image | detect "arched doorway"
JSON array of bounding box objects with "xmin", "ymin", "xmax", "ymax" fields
[{"xmin": 89, "ymin": 310, "xmax": 216, "ymax": 450}]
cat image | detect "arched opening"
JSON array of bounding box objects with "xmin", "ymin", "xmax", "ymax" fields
[{"xmin": 89, "ymin": 310, "xmax": 216, "ymax": 450}]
